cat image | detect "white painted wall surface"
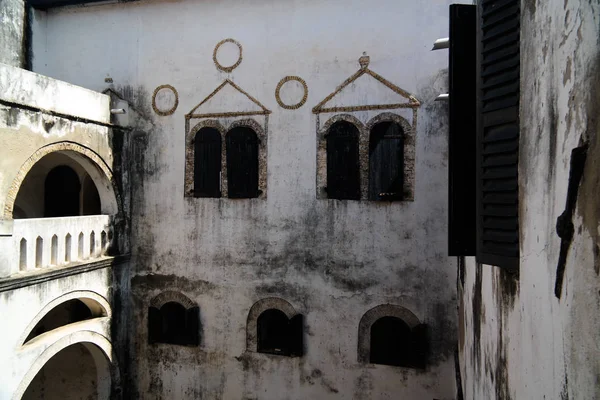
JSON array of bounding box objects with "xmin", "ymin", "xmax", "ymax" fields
[
  {"xmin": 458, "ymin": 1, "xmax": 600, "ymax": 399},
  {"xmin": 0, "ymin": 268, "xmax": 113, "ymax": 400},
  {"xmin": 31, "ymin": 0, "xmax": 468, "ymax": 398},
  {"xmin": 0, "ymin": 63, "xmax": 110, "ymax": 124}
]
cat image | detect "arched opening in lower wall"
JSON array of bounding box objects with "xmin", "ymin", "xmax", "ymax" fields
[{"xmin": 21, "ymin": 342, "xmax": 111, "ymax": 400}]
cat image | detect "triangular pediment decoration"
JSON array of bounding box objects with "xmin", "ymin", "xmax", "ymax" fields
[
  {"xmin": 312, "ymin": 57, "xmax": 420, "ymax": 114},
  {"xmin": 186, "ymin": 79, "xmax": 271, "ymax": 118}
]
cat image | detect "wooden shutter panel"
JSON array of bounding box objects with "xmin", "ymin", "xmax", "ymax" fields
[
  {"xmin": 326, "ymin": 121, "xmax": 361, "ymax": 200},
  {"xmin": 368, "ymin": 121, "xmax": 404, "ymax": 201},
  {"xmin": 448, "ymin": 4, "xmax": 477, "ymax": 256},
  {"xmin": 185, "ymin": 306, "xmax": 200, "ymax": 346},
  {"xmin": 476, "ymin": 0, "xmax": 520, "ymax": 269},
  {"xmin": 288, "ymin": 314, "xmax": 304, "ymax": 357},
  {"xmin": 410, "ymin": 323, "xmax": 429, "ymax": 369},
  {"xmin": 194, "ymin": 128, "xmax": 221, "ymax": 198},
  {"xmin": 148, "ymin": 307, "xmax": 162, "ymax": 344},
  {"xmin": 226, "ymin": 127, "xmax": 259, "ymax": 199}
]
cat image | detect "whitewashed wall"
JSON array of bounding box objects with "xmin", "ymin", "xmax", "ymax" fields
[
  {"xmin": 458, "ymin": 1, "xmax": 600, "ymax": 399},
  {"xmin": 32, "ymin": 1, "xmax": 466, "ymax": 398}
]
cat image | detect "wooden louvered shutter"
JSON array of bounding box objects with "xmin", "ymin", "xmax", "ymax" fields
[
  {"xmin": 185, "ymin": 306, "xmax": 200, "ymax": 346},
  {"xmin": 288, "ymin": 314, "xmax": 304, "ymax": 357},
  {"xmin": 326, "ymin": 122, "xmax": 361, "ymax": 200},
  {"xmin": 194, "ymin": 128, "xmax": 221, "ymax": 198},
  {"xmin": 410, "ymin": 323, "xmax": 429, "ymax": 369},
  {"xmin": 226, "ymin": 127, "xmax": 259, "ymax": 198},
  {"xmin": 148, "ymin": 307, "xmax": 162, "ymax": 344},
  {"xmin": 476, "ymin": 0, "xmax": 520, "ymax": 269},
  {"xmin": 368, "ymin": 121, "xmax": 404, "ymax": 201}
]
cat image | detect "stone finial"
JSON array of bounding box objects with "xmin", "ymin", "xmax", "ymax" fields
[{"xmin": 359, "ymin": 52, "xmax": 370, "ymax": 69}]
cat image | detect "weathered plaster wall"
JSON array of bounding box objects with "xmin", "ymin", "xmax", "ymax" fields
[
  {"xmin": 32, "ymin": 0, "xmax": 464, "ymax": 398},
  {"xmin": 0, "ymin": 0, "xmax": 25, "ymax": 67},
  {"xmin": 459, "ymin": 1, "xmax": 600, "ymax": 399},
  {"xmin": 0, "ymin": 267, "xmax": 115, "ymax": 399}
]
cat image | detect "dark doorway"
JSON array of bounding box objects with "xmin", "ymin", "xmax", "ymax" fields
[{"xmin": 44, "ymin": 166, "xmax": 81, "ymax": 217}]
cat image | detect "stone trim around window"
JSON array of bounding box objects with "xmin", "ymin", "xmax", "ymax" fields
[
  {"xmin": 246, "ymin": 297, "xmax": 298, "ymax": 353},
  {"xmin": 316, "ymin": 112, "xmax": 416, "ymax": 201},
  {"xmin": 184, "ymin": 118, "xmax": 268, "ymax": 199},
  {"xmin": 357, "ymin": 304, "xmax": 421, "ymax": 363}
]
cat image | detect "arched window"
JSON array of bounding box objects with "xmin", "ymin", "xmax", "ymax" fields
[
  {"xmin": 369, "ymin": 121, "xmax": 404, "ymax": 201},
  {"xmin": 194, "ymin": 127, "xmax": 222, "ymax": 198},
  {"xmin": 148, "ymin": 301, "xmax": 199, "ymax": 346},
  {"xmin": 326, "ymin": 121, "xmax": 360, "ymax": 200},
  {"xmin": 45, "ymin": 166, "xmax": 81, "ymax": 217},
  {"xmin": 226, "ymin": 127, "xmax": 259, "ymax": 198},
  {"xmin": 369, "ymin": 316, "xmax": 428, "ymax": 368},
  {"xmin": 256, "ymin": 308, "xmax": 303, "ymax": 357}
]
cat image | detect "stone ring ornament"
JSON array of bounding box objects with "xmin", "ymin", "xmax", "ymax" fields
[
  {"xmin": 213, "ymin": 38, "xmax": 243, "ymax": 72},
  {"xmin": 275, "ymin": 76, "xmax": 308, "ymax": 110},
  {"xmin": 152, "ymin": 84, "xmax": 179, "ymax": 116}
]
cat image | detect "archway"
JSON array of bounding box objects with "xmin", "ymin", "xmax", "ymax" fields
[
  {"xmin": 13, "ymin": 331, "xmax": 116, "ymax": 400},
  {"xmin": 5, "ymin": 142, "xmax": 120, "ymax": 219},
  {"xmin": 21, "ymin": 342, "xmax": 111, "ymax": 400}
]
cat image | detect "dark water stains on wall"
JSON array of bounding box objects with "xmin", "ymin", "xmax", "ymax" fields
[
  {"xmin": 131, "ymin": 273, "xmax": 218, "ymax": 295},
  {"xmin": 578, "ymin": 54, "xmax": 600, "ymax": 275}
]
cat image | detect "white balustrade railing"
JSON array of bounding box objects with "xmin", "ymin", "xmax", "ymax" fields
[{"xmin": 1, "ymin": 215, "xmax": 113, "ymax": 277}]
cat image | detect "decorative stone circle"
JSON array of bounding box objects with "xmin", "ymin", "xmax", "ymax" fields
[
  {"xmin": 152, "ymin": 84, "xmax": 179, "ymax": 116},
  {"xmin": 275, "ymin": 76, "xmax": 308, "ymax": 110},
  {"xmin": 213, "ymin": 38, "xmax": 243, "ymax": 73}
]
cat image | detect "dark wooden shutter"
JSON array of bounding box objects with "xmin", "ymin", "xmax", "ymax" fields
[
  {"xmin": 194, "ymin": 127, "xmax": 221, "ymax": 198},
  {"xmin": 368, "ymin": 121, "xmax": 404, "ymax": 201},
  {"xmin": 185, "ymin": 306, "xmax": 200, "ymax": 346},
  {"xmin": 476, "ymin": 0, "xmax": 520, "ymax": 269},
  {"xmin": 448, "ymin": 4, "xmax": 477, "ymax": 256},
  {"xmin": 326, "ymin": 121, "xmax": 360, "ymax": 200},
  {"xmin": 410, "ymin": 323, "xmax": 429, "ymax": 369},
  {"xmin": 288, "ymin": 314, "xmax": 304, "ymax": 357},
  {"xmin": 148, "ymin": 307, "xmax": 162, "ymax": 344},
  {"xmin": 226, "ymin": 127, "xmax": 259, "ymax": 199}
]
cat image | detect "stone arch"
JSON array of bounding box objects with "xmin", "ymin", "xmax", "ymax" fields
[
  {"xmin": 319, "ymin": 113, "xmax": 366, "ymax": 137},
  {"xmin": 149, "ymin": 291, "xmax": 196, "ymax": 309},
  {"xmin": 12, "ymin": 330, "xmax": 119, "ymax": 400},
  {"xmin": 18, "ymin": 290, "xmax": 111, "ymax": 347},
  {"xmin": 4, "ymin": 141, "xmax": 122, "ymax": 219},
  {"xmin": 246, "ymin": 297, "xmax": 297, "ymax": 352},
  {"xmin": 365, "ymin": 112, "xmax": 413, "ymax": 137},
  {"xmin": 357, "ymin": 304, "xmax": 421, "ymax": 363}
]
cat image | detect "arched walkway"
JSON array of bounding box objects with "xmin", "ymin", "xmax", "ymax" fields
[
  {"xmin": 4, "ymin": 142, "xmax": 121, "ymax": 219},
  {"xmin": 12, "ymin": 331, "xmax": 117, "ymax": 400}
]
